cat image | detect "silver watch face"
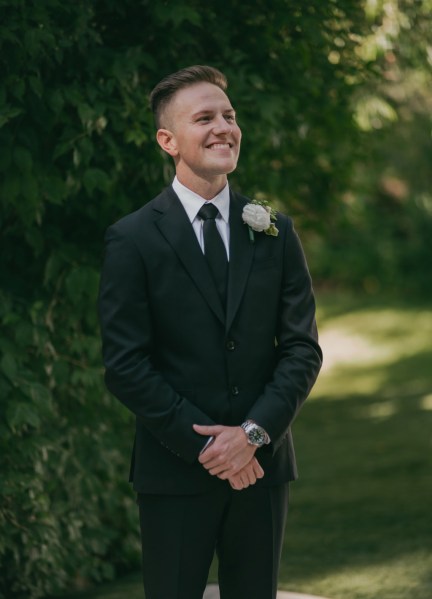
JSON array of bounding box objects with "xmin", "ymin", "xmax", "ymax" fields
[{"xmin": 247, "ymin": 426, "xmax": 266, "ymax": 446}]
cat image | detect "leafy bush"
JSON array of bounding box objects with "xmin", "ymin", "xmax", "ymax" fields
[{"xmin": 309, "ymin": 0, "xmax": 432, "ymax": 296}]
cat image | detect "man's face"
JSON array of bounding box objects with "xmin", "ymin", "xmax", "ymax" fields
[{"xmin": 158, "ymin": 82, "xmax": 242, "ymax": 188}]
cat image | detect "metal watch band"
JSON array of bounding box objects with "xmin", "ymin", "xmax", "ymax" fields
[{"xmin": 241, "ymin": 420, "xmax": 270, "ymax": 446}]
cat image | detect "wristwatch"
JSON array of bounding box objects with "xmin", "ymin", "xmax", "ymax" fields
[{"xmin": 241, "ymin": 420, "xmax": 270, "ymax": 447}]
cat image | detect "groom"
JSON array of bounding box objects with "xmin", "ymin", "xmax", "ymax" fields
[{"xmin": 98, "ymin": 65, "xmax": 322, "ymax": 599}]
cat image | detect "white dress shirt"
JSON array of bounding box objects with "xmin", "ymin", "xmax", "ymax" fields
[{"xmin": 172, "ymin": 176, "xmax": 230, "ymax": 260}]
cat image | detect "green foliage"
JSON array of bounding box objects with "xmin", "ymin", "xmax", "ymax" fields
[
  {"xmin": 0, "ymin": 285, "xmax": 140, "ymax": 599},
  {"xmin": 311, "ymin": 0, "xmax": 432, "ymax": 295},
  {"xmin": 0, "ymin": 0, "xmax": 429, "ymax": 597}
]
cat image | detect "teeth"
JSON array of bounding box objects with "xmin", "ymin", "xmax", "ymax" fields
[{"xmin": 209, "ymin": 144, "xmax": 230, "ymax": 149}]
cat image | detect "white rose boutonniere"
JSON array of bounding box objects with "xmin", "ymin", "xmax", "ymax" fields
[{"xmin": 242, "ymin": 199, "xmax": 279, "ymax": 242}]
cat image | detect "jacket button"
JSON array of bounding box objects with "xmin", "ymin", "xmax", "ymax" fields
[
  {"xmin": 226, "ymin": 340, "xmax": 236, "ymax": 351},
  {"xmin": 231, "ymin": 385, "xmax": 239, "ymax": 396}
]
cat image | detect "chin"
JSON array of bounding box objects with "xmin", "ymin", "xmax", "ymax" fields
[
  {"xmin": 225, "ymin": 161, "xmax": 239, "ymax": 174},
  {"xmin": 214, "ymin": 159, "xmax": 238, "ymax": 173}
]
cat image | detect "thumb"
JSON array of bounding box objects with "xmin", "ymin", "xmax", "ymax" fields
[{"xmin": 193, "ymin": 424, "xmax": 223, "ymax": 436}]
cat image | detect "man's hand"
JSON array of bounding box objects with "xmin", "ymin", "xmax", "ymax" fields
[
  {"xmin": 228, "ymin": 457, "xmax": 264, "ymax": 490},
  {"xmin": 193, "ymin": 423, "xmax": 256, "ymax": 479}
]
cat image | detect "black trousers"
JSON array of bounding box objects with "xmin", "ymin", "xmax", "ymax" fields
[{"xmin": 137, "ymin": 482, "xmax": 289, "ymax": 599}]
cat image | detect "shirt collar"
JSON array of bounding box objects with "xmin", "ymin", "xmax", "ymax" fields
[{"xmin": 172, "ymin": 176, "xmax": 230, "ymax": 224}]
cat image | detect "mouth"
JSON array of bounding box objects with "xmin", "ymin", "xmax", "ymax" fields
[{"xmin": 207, "ymin": 142, "xmax": 233, "ymax": 150}]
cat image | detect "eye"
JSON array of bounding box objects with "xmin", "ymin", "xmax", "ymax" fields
[
  {"xmin": 225, "ymin": 114, "xmax": 235, "ymax": 122},
  {"xmin": 197, "ymin": 115, "xmax": 211, "ymax": 123}
]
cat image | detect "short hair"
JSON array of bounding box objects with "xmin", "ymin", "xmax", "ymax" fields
[{"xmin": 149, "ymin": 65, "xmax": 228, "ymax": 129}]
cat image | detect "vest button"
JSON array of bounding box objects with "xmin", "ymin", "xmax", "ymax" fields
[
  {"xmin": 226, "ymin": 340, "xmax": 236, "ymax": 351},
  {"xmin": 231, "ymin": 385, "xmax": 239, "ymax": 396}
]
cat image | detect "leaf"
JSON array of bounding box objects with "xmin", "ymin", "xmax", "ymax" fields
[
  {"xmin": 22, "ymin": 382, "xmax": 53, "ymax": 409},
  {"xmin": 6, "ymin": 401, "xmax": 41, "ymax": 432},
  {"xmin": 76, "ymin": 137, "xmax": 94, "ymax": 165},
  {"xmin": 0, "ymin": 146, "xmax": 11, "ymax": 171},
  {"xmin": 14, "ymin": 321, "xmax": 34, "ymax": 348},
  {"xmin": 48, "ymin": 89, "xmax": 65, "ymax": 115},
  {"xmin": 124, "ymin": 128, "xmax": 148, "ymax": 147},
  {"xmin": 44, "ymin": 174, "xmax": 67, "ymax": 204},
  {"xmin": 153, "ymin": 3, "xmax": 202, "ymax": 26},
  {"xmin": 2, "ymin": 172, "xmax": 21, "ymax": 201},
  {"xmin": 51, "ymin": 360, "xmax": 70, "ymax": 385},
  {"xmin": 14, "ymin": 146, "xmax": 33, "ymax": 173},
  {"xmin": 24, "ymin": 227, "xmax": 44, "ymax": 254},
  {"xmin": 9, "ymin": 77, "xmax": 25, "ymax": 101},
  {"xmin": 29, "ymin": 75, "xmax": 43, "ymax": 97},
  {"xmin": 53, "ymin": 140, "xmax": 73, "ymax": 160},
  {"xmin": 1, "ymin": 354, "xmax": 17, "ymax": 381},
  {"xmin": 77, "ymin": 102, "xmax": 96, "ymax": 124},
  {"xmin": 65, "ymin": 266, "xmax": 100, "ymax": 304},
  {"xmin": 0, "ymin": 106, "xmax": 23, "ymax": 129},
  {"xmin": 82, "ymin": 168, "xmax": 110, "ymax": 196},
  {"xmin": 21, "ymin": 174, "xmax": 39, "ymax": 202},
  {"xmin": 0, "ymin": 376, "xmax": 13, "ymax": 401},
  {"xmin": 44, "ymin": 253, "xmax": 64, "ymax": 286}
]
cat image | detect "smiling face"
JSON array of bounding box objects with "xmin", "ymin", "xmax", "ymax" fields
[{"xmin": 156, "ymin": 82, "xmax": 242, "ymax": 197}]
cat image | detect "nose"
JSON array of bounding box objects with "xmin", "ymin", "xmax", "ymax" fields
[{"xmin": 212, "ymin": 115, "xmax": 232, "ymax": 135}]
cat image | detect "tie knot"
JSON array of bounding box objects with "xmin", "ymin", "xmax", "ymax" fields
[{"xmin": 198, "ymin": 203, "xmax": 219, "ymax": 221}]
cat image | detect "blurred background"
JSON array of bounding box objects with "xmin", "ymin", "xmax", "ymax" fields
[{"xmin": 1, "ymin": 1, "xmax": 431, "ymax": 598}]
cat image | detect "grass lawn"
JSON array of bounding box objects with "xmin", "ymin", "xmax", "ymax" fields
[
  {"xmin": 58, "ymin": 292, "xmax": 432, "ymax": 599},
  {"xmin": 280, "ymin": 292, "xmax": 432, "ymax": 598}
]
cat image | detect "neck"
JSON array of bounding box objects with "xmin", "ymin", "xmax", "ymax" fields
[{"xmin": 176, "ymin": 172, "xmax": 228, "ymax": 200}]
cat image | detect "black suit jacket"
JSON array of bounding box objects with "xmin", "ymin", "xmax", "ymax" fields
[{"xmin": 98, "ymin": 186, "xmax": 322, "ymax": 494}]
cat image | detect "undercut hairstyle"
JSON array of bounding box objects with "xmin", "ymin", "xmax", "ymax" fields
[{"xmin": 149, "ymin": 65, "xmax": 228, "ymax": 129}]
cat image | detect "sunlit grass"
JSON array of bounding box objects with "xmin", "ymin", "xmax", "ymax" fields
[
  {"xmin": 314, "ymin": 296, "xmax": 432, "ymax": 400},
  {"xmin": 280, "ymin": 291, "xmax": 432, "ymax": 599},
  {"xmin": 286, "ymin": 551, "xmax": 432, "ymax": 599},
  {"xmin": 57, "ymin": 292, "xmax": 432, "ymax": 599}
]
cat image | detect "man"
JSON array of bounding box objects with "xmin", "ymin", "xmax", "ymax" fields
[{"xmin": 98, "ymin": 65, "xmax": 322, "ymax": 599}]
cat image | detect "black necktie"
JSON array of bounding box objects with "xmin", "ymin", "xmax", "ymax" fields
[{"xmin": 198, "ymin": 203, "xmax": 228, "ymax": 304}]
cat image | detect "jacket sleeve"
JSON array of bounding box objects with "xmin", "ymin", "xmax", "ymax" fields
[
  {"xmin": 98, "ymin": 224, "xmax": 215, "ymax": 463},
  {"xmin": 246, "ymin": 216, "xmax": 323, "ymax": 453}
]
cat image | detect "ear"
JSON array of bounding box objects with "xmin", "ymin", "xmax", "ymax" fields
[{"xmin": 156, "ymin": 128, "xmax": 179, "ymax": 157}]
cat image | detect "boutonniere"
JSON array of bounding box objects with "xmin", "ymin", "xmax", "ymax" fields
[{"xmin": 242, "ymin": 199, "xmax": 279, "ymax": 243}]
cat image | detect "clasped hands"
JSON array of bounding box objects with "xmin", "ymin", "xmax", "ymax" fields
[{"xmin": 193, "ymin": 424, "xmax": 264, "ymax": 491}]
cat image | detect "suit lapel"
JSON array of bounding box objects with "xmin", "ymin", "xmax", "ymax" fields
[
  {"xmin": 153, "ymin": 187, "xmax": 225, "ymax": 326},
  {"xmin": 226, "ymin": 192, "xmax": 255, "ymax": 332}
]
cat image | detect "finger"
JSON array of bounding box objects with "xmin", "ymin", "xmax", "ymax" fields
[
  {"xmin": 213, "ymin": 464, "xmax": 238, "ymax": 478},
  {"xmin": 253, "ymin": 466, "xmax": 264, "ymax": 479},
  {"xmin": 240, "ymin": 464, "xmax": 257, "ymax": 486},
  {"xmin": 229, "ymin": 475, "xmax": 244, "ymax": 490},
  {"xmin": 216, "ymin": 469, "xmax": 234, "ymax": 480},
  {"xmin": 251, "ymin": 458, "xmax": 264, "ymax": 478},
  {"xmin": 199, "ymin": 453, "xmax": 226, "ymax": 468},
  {"xmin": 201, "ymin": 459, "xmax": 234, "ymax": 476},
  {"xmin": 193, "ymin": 424, "xmax": 222, "ymax": 436},
  {"xmin": 245, "ymin": 471, "xmax": 256, "ymax": 486},
  {"xmin": 198, "ymin": 452, "xmax": 215, "ymax": 465}
]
